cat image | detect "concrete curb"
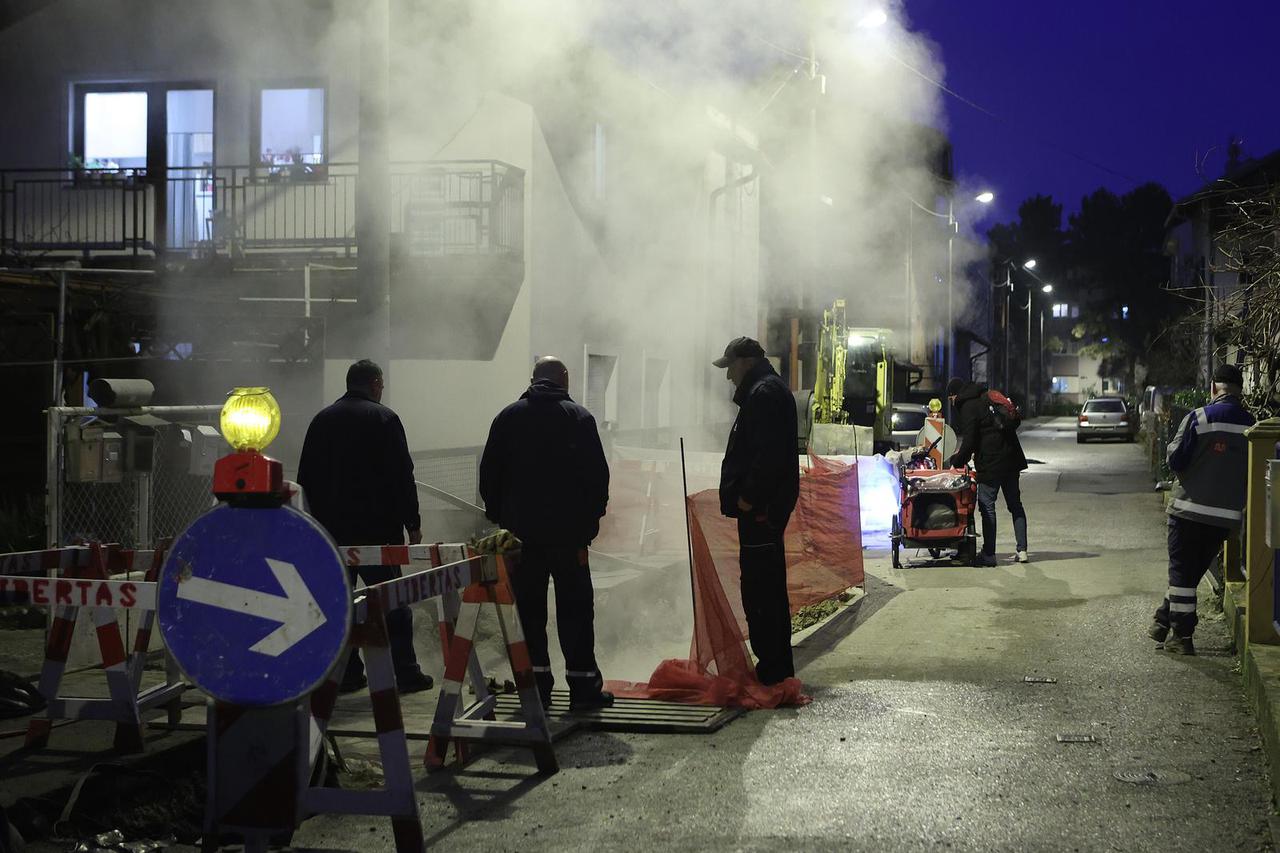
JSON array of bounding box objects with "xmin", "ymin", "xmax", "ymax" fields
[{"xmin": 1224, "ymin": 581, "xmax": 1280, "ymax": 806}]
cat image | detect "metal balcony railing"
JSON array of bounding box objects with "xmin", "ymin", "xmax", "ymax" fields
[{"xmin": 0, "ymin": 160, "xmax": 524, "ymax": 260}]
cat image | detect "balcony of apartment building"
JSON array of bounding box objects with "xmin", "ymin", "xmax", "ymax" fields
[{"xmin": 0, "ymin": 158, "xmax": 524, "ymax": 266}]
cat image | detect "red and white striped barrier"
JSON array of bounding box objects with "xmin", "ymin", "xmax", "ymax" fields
[
  {"xmin": 20, "ymin": 542, "xmax": 181, "ymax": 752},
  {"xmin": 425, "ymin": 551, "xmax": 557, "ymax": 775},
  {"xmin": 0, "ymin": 544, "xmax": 162, "ymax": 577}
]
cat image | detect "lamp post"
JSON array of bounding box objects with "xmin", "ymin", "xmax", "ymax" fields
[
  {"xmin": 1022, "ymin": 283, "xmax": 1052, "ymax": 413},
  {"xmin": 993, "ymin": 257, "xmax": 1035, "ymax": 391},
  {"xmin": 905, "ymin": 189, "xmax": 993, "ymax": 394}
]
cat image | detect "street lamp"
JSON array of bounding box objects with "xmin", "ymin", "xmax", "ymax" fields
[
  {"xmin": 905, "ymin": 189, "xmax": 995, "ymax": 397},
  {"xmin": 994, "ymin": 257, "xmax": 1036, "ymax": 391}
]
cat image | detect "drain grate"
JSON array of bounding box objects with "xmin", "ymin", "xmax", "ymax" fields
[{"xmin": 1113, "ymin": 769, "xmax": 1192, "ymax": 786}]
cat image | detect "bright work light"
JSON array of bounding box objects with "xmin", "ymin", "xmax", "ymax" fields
[{"xmin": 220, "ymin": 387, "xmax": 281, "ymax": 452}]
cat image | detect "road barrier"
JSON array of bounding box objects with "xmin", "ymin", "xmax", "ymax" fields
[{"xmin": 0, "ymin": 541, "xmax": 183, "ymax": 752}]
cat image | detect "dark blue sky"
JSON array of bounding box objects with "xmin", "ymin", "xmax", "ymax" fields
[{"xmin": 908, "ymin": 0, "xmax": 1280, "ymax": 226}]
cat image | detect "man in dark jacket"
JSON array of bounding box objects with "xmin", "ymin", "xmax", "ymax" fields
[
  {"xmin": 479, "ymin": 356, "xmax": 613, "ymax": 711},
  {"xmin": 715, "ymin": 337, "xmax": 800, "ymax": 685},
  {"xmin": 947, "ymin": 377, "xmax": 1028, "ymax": 567},
  {"xmin": 1149, "ymin": 363, "xmax": 1255, "ymax": 655},
  {"xmin": 297, "ymin": 360, "xmax": 432, "ymax": 694}
]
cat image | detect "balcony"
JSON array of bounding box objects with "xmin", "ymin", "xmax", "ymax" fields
[{"xmin": 0, "ymin": 160, "xmax": 524, "ymax": 263}]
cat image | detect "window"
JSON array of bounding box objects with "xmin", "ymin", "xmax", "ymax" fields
[
  {"xmin": 1052, "ymin": 303, "xmax": 1068, "ymax": 318},
  {"xmin": 1051, "ymin": 377, "xmax": 1069, "ymax": 393},
  {"xmin": 1083, "ymin": 399, "xmax": 1125, "ymax": 413},
  {"xmin": 1071, "ymin": 305, "xmax": 1080, "ymax": 318},
  {"xmin": 256, "ymin": 86, "xmax": 326, "ymax": 174},
  {"xmin": 1121, "ymin": 305, "xmax": 1129, "ymax": 320},
  {"xmin": 82, "ymin": 90, "xmax": 148, "ymax": 169}
]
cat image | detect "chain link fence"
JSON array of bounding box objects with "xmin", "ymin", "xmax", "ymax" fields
[{"xmin": 48, "ymin": 405, "xmax": 222, "ymax": 549}]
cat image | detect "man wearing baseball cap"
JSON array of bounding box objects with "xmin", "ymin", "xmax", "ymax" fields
[
  {"xmin": 713, "ymin": 336, "xmax": 800, "ymax": 685},
  {"xmin": 1149, "ymin": 362, "xmax": 1254, "ymax": 655}
]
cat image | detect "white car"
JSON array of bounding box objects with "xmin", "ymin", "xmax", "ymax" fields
[
  {"xmin": 890, "ymin": 403, "xmax": 929, "ymax": 450},
  {"xmin": 1077, "ymin": 397, "xmax": 1137, "ymax": 443}
]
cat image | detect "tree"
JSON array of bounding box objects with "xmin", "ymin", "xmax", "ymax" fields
[
  {"xmin": 1067, "ymin": 183, "xmax": 1177, "ymax": 393},
  {"xmin": 1198, "ymin": 188, "xmax": 1280, "ymax": 417}
]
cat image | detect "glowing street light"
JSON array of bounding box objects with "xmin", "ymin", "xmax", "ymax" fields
[
  {"xmin": 1041, "ymin": 284, "xmax": 1053, "ymax": 294},
  {"xmin": 858, "ymin": 8, "xmax": 888, "ymax": 28},
  {"xmin": 1022, "ymin": 258, "xmax": 1037, "ymax": 270},
  {"xmin": 974, "ymin": 191, "xmax": 995, "ymax": 204}
]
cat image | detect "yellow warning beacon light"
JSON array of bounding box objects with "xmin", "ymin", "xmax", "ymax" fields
[{"xmin": 214, "ymin": 387, "xmax": 285, "ymax": 501}]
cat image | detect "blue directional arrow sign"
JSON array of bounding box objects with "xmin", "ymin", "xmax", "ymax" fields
[{"xmin": 158, "ymin": 503, "xmax": 351, "ymax": 706}]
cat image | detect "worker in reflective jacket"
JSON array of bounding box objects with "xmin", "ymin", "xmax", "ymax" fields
[{"xmin": 1149, "ymin": 363, "xmax": 1255, "ymax": 655}]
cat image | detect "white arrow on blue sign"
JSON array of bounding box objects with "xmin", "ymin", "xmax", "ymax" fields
[{"xmin": 158, "ymin": 503, "xmax": 351, "ymax": 706}]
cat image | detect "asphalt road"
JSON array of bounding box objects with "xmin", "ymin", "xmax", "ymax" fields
[{"xmin": 292, "ymin": 418, "xmax": 1275, "ymax": 851}]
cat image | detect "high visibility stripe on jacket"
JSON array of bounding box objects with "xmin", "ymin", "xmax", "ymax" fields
[{"xmin": 1166, "ymin": 394, "xmax": 1255, "ymax": 529}]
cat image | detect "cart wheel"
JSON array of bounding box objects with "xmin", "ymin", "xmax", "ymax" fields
[{"xmin": 891, "ymin": 540, "xmax": 901, "ymax": 569}]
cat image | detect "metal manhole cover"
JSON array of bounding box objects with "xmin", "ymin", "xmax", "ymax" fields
[{"xmin": 1113, "ymin": 769, "xmax": 1192, "ymax": 786}]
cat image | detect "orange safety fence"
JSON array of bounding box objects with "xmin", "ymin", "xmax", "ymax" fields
[{"xmin": 608, "ymin": 456, "xmax": 862, "ymax": 709}]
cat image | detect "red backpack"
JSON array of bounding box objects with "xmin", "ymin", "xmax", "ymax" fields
[{"xmin": 984, "ymin": 389, "xmax": 1023, "ymax": 431}]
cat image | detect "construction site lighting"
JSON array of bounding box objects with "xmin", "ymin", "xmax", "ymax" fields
[
  {"xmin": 848, "ymin": 332, "xmax": 877, "ymax": 346},
  {"xmin": 220, "ymin": 387, "xmax": 281, "ymax": 452}
]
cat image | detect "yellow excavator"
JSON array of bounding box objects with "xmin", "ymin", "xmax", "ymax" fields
[{"xmin": 811, "ymin": 299, "xmax": 896, "ymax": 451}]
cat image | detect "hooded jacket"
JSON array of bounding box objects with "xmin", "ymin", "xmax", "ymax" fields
[
  {"xmin": 719, "ymin": 360, "xmax": 800, "ymax": 526},
  {"xmin": 948, "ymin": 381, "xmax": 1027, "ymax": 484},
  {"xmin": 297, "ymin": 390, "xmax": 420, "ymax": 546},
  {"xmin": 479, "ymin": 379, "xmax": 610, "ymax": 546},
  {"xmin": 1166, "ymin": 393, "xmax": 1254, "ymax": 528}
]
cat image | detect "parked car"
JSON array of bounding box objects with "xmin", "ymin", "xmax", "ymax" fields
[
  {"xmin": 890, "ymin": 403, "xmax": 929, "ymax": 450},
  {"xmin": 1076, "ymin": 397, "xmax": 1137, "ymax": 443}
]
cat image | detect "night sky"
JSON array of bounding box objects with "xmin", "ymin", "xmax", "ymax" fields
[{"xmin": 908, "ymin": 0, "xmax": 1280, "ymax": 226}]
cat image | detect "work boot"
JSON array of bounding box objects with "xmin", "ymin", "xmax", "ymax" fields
[
  {"xmin": 975, "ymin": 553, "xmax": 998, "ymax": 567},
  {"xmin": 569, "ymin": 690, "xmax": 615, "ymax": 712},
  {"xmin": 1147, "ymin": 621, "xmax": 1169, "ymax": 643},
  {"xmin": 396, "ymin": 670, "xmax": 435, "ymax": 694},
  {"xmin": 1164, "ymin": 633, "xmax": 1195, "ymax": 656}
]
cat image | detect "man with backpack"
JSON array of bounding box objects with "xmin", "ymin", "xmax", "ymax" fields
[{"xmin": 946, "ymin": 377, "xmax": 1029, "ymax": 566}]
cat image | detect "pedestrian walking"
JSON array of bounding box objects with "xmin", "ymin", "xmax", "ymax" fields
[
  {"xmin": 297, "ymin": 359, "xmax": 433, "ymax": 694},
  {"xmin": 714, "ymin": 337, "xmax": 800, "ymax": 685},
  {"xmin": 1149, "ymin": 363, "xmax": 1255, "ymax": 655},
  {"xmin": 479, "ymin": 356, "xmax": 613, "ymax": 711},
  {"xmin": 947, "ymin": 377, "xmax": 1029, "ymax": 566}
]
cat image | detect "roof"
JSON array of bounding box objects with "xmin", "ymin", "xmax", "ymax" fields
[{"xmin": 1166, "ymin": 147, "xmax": 1280, "ymax": 228}]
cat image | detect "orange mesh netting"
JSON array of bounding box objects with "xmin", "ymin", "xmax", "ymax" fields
[{"xmin": 608, "ymin": 456, "xmax": 862, "ymax": 709}]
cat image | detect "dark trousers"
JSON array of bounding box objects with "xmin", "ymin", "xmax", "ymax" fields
[
  {"xmin": 509, "ymin": 545, "xmax": 604, "ymax": 700},
  {"xmin": 737, "ymin": 515, "xmax": 794, "ymax": 685},
  {"xmin": 976, "ymin": 474, "xmax": 1028, "ymax": 556},
  {"xmin": 1155, "ymin": 516, "xmax": 1228, "ymax": 637},
  {"xmin": 343, "ymin": 564, "xmax": 421, "ymax": 684}
]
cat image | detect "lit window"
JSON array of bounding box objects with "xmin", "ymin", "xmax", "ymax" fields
[
  {"xmin": 83, "ymin": 91, "xmax": 148, "ymax": 169},
  {"xmin": 1052, "ymin": 303, "xmax": 1068, "ymax": 318},
  {"xmin": 1121, "ymin": 305, "xmax": 1129, "ymax": 320},
  {"xmin": 258, "ymin": 87, "xmax": 325, "ymax": 173},
  {"xmin": 1071, "ymin": 305, "xmax": 1080, "ymax": 318},
  {"xmin": 1051, "ymin": 376, "xmax": 1069, "ymax": 393}
]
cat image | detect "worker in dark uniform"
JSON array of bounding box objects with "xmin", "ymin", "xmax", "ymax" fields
[
  {"xmin": 297, "ymin": 359, "xmax": 433, "ymax": 694},
  {"xmin": 1149, "ymin": 363, "xmax": 1255, "ymax": 655},
  {"xmin": 715, "ymin": 337, "xmax": 800, "ymax": 686},
  {"xmin": 947, "ymin": 377, "xmax": 1029, "ymax": 566},
  {"xmin": 479, "ymin": 356, "xmax": 613, "ymax": 711}
]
